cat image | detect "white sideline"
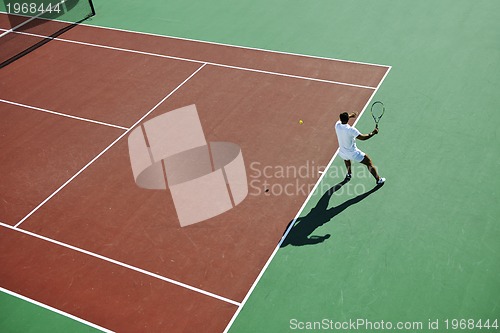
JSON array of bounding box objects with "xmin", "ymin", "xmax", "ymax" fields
[
  {"xmin": 0, "ymin": 286, "xmax": 115, "ymax": 333},
  {"xmin": 1, "ymin": 28, "xmax": 377, "ymax": 90},
  {"xmin": 0, "ymin": 10, "xmax": 390, "ymax": 69},
  {"xmin": 0, "ymin": 221, "xmax": 240, "ymax": 307}
]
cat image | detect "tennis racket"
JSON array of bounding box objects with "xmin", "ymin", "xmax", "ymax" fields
[{"xmin": 370, "ymin": 101, "xmax": 385, "ymax": 128}]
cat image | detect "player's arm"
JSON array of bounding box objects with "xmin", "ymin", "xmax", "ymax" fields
[
  {"xmin": 356, "ymin": 128, "xmax": 379, "ymax": 141},
  {"xmin": 349, "ymin": 112, "xmax": 358, "ymax": 118}
]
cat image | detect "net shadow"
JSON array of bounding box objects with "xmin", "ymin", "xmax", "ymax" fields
[{"xmin": 0, "ymin": 0, "xmax": 95, "ymax": 68}]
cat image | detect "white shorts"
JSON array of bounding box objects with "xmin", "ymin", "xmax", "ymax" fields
[{"xmin": 339, "ymin": 148, "xmax": 366, "ymax": 163}]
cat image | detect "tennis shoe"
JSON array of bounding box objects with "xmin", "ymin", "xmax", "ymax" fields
[
  {"xmin": 377, "ymin": 177, "xmax": 386, "ymax": 185},
  {"xmin": 345, "ymin": 173, "xmax": 352, "ymax": 180}
]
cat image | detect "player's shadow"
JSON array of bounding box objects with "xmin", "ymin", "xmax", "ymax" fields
[{"xmin": 280, "ymin": 179, "xmax": 384, "ymax": 247}]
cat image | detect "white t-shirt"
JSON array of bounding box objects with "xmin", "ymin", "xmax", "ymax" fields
[{"xmin": 335, "ymin": 120, "xmax": 361, "ymax": 155}]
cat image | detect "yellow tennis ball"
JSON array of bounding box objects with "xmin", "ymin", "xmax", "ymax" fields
[{"xmin": 299, "ymin": 119, "xmax": 303, "ymax": 124}]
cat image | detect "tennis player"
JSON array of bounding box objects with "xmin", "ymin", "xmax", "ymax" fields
[{"xmin": 335, "ymin": 112, "xmax": 385, "ymax": 184}]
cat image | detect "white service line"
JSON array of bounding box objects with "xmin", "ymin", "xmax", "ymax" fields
[
  {"xmin": 0, "ymin": 222, "xmax": 240, "ymax": 307},
  {"xmin": 222, "ymin": 65, "xmax": 392, "ymax": 333},
  {"xmin": 14, "ymin": 63, "xmax": 207, "ymax": 229},
  {"xmin": 0, "ymin": 99, "xmax": 128, "ymax": 131},
  {"xmin": 0, "ymin": 286, "xmax": 115, "ymax": 333},
  {"xmin": 3, "ymin": 29, "xmax": 376, "ymax": 90}
]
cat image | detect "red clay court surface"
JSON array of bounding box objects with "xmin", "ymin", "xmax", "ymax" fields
[{"xmin": 0, "ymin": 18, "xmax": 390, "ymax": 332}]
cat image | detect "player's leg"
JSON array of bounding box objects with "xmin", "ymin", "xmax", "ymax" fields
[
  {"xmin": 344, "ymin": 159, "xmax": 352, "ymax": 179},
  {"xmin": 360, "ymin": 155, "xmax": 385, "ymax": 184}
]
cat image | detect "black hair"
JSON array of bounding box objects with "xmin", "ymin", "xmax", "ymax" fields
[{"xmin": 339, "ymin": 112, "xmax": 349, "ymax": 123}]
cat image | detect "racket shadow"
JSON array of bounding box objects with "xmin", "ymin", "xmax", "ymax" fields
[{"xmin": 281, "ymin": 179, "xmax": 384, "ymax": 247}]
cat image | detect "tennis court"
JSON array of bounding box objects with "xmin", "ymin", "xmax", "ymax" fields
[{"xmin": 1, "ymin": 0, "xmax": 499, "ymax": 332}]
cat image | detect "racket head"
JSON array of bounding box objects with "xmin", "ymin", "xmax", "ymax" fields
[{"xmin": 370, "ymin": 101, "xmax": 385, "ymax": 123}]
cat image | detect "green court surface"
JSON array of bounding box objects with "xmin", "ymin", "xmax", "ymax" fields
[
  {"xmin": 1, "ymin": 0, "xmax": 499, "ymax": 332},
  {"xmin": 0, "ymin": 290, "xmax": 104, "ymax": 332}
]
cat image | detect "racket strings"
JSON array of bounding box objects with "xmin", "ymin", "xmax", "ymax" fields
[{"xmin": 371, "ymin": 102, "xmax": 385, "ymax": 120}]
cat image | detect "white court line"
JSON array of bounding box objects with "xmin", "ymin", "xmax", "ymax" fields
[
  {"xmin": 14, "ymin": 63, "xmax": 206, "ymax": 229},
  {"xmin": 223, "ymin": 66, "xmax": 392, "ymax": 333},
  {"xmin": 0, "ymin": 286, "xmax": 114, "ymax": 333},
  {"xmin": 0, "ymin": 11, "xmax": 390, "ymax": 69},
  {"xmin": 1, "ymin": 29, "xmax": 377, "ymax": 90},
  {"xmin": 78, "ymin": 23, "xmax": 391, "ymax": 69},
  {"xmin": 0, "ymin": 222, "xmax": 240, "ymax": 307},
  {"xmin": 0, "ymin": 99, "xmax": 128, "ymax": 130}
]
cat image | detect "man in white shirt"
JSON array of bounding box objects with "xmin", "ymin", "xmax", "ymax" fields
[{"xmin": 335, "ymin": 112, "xmax": 385, "ymax": 185}]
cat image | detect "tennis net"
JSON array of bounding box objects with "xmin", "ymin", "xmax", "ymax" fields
[{"xmin": 0, "ymin": 0, "xmax": 95, "ymax": 68}]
